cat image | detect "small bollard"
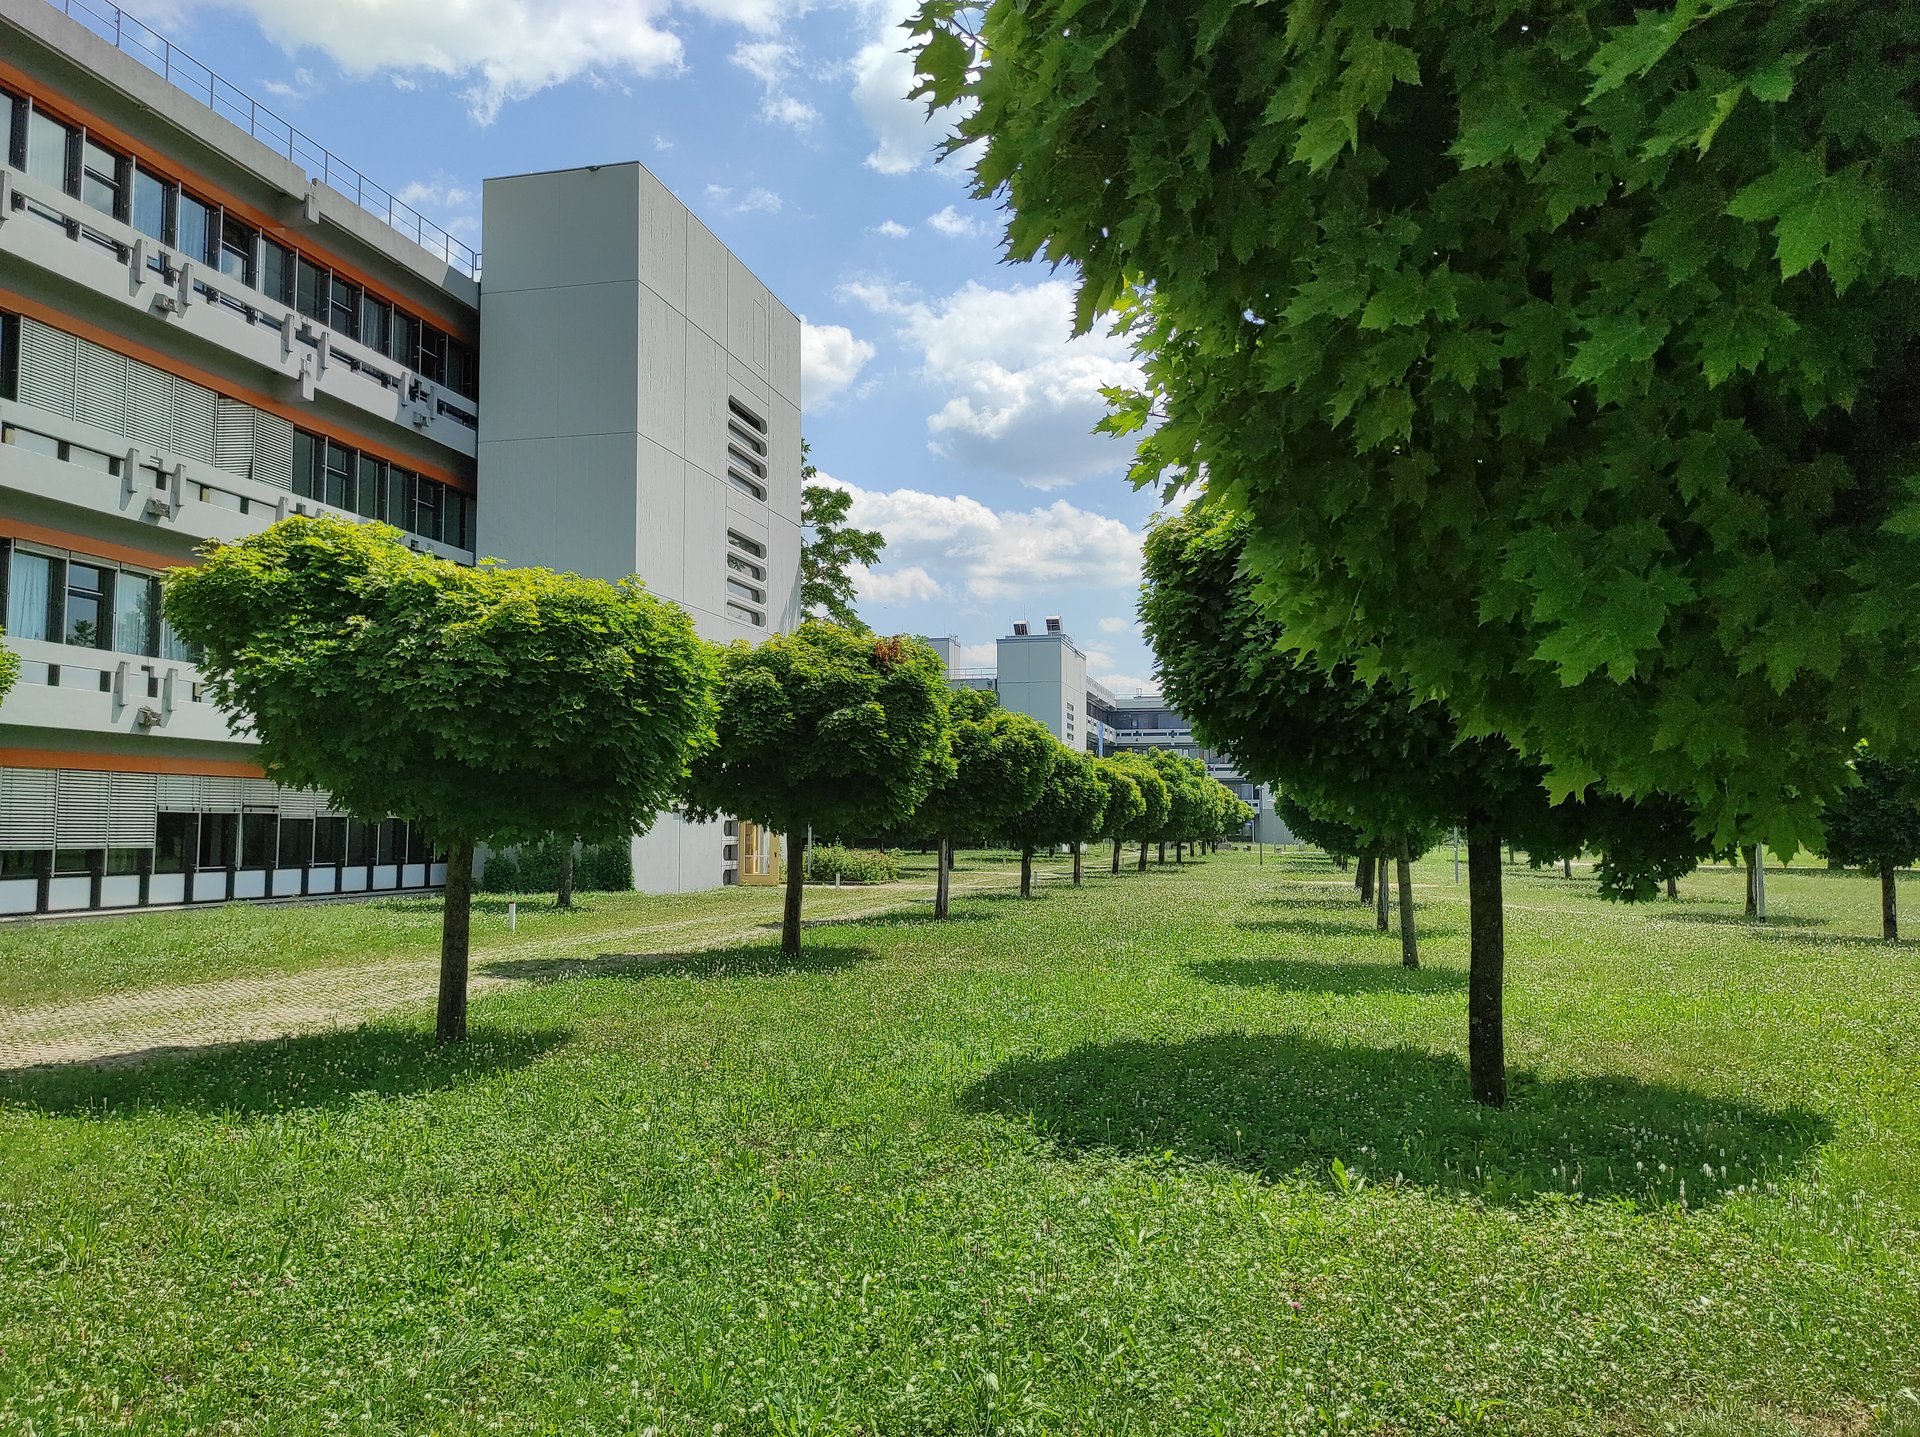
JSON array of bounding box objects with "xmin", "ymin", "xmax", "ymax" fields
[
  {"xmin": 507, "ymin": 899, "xmax": 517, "ymax": 934},
  {"xmin": 834, "ymin": 872, "xmax": 842, "ymax": 888}
]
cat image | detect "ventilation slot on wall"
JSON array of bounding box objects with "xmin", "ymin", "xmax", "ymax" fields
[
  {"xmin": 725, "ymin": 530, "xmax": 768, "ymax": 627},
  {"xmin": 725, "ymin": 397, "xmax": 769, "ymax": 501}
]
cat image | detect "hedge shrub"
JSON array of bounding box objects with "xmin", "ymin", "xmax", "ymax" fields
[
  {"xmin": 805, "ymin": 844, "xmax": 898, "ymax": 885},
  {"xmin": 479, "ymin": 838, "xmax": 634, "ymax": 894}
]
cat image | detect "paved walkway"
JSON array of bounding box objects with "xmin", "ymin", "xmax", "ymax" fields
[{"xmin": 0, "ymin": 874, "xmax": 1029, "ymax": 1072}]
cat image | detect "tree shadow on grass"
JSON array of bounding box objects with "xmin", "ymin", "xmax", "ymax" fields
[
  {"xmin": 962, "ymin": 1033, "xmax": 1830, "ymax": 1209},
  {"xmin": 482, "ymin": 939, "xmax": 879, "ymax": 985},
  {"xmin": 0, "ymin": 1024, "xmax": 569, "ymax": 1119},
  {"xmin": 1657, "ymin": 910, "xmax": 1827, "ymax": 931},
  {"xmin": 1192, "ymin": 956, "xmax": 1467, "ymax": 995}
]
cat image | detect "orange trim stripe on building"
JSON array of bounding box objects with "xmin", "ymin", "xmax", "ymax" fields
[
  {"xmin": 0, "ymin": 515, "xmax": 192, "ymax": 571},
  {"xmin": 0, "ymin": 287, "xmax": 475, "ymax": 495},
  {"xmin": 0, "ymin": 748, "xmax": 265, "ymax": 778},
  {"xmin": 0, "ymin": 56, "xmax": 477, "ymax": 339}
]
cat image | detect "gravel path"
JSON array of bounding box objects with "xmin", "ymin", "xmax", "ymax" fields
[{"xmin": 0, "ymin": 875, "xmax": 1024, "ymax": 1072}]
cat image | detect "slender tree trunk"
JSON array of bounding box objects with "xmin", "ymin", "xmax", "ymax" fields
[
  {"xmin": 1020, "ymin": 844, "xmax": 1034, "ymax": 899},
  {"xmin": 1666, "ymin": 875, "xmax": 1679, "ymax": 901},
  {"xmin": 1375, "ymin": 848, "xmax": 1390, "ymax": 932},
  {"xmin": 1176, "ymin": 840, "xmax": 1184, "ymax": 865},
  {"xmin": 1139, "ymin": 839, "xmax": 1149, "ymax": 872},
  {"xmin": 1359, "ymin": 852, "xmax": 1375, "ymax": 906},
  {"xmin": 1072, "ymin": 841, "xmax": 1083, "ymax": 887},
  {"xmin": 1158, "ymin": 841, "xmax": 1166, "ymax": 865},
  {"xmin": 556, "ymin": 842, "xmax": 576, "ymax": 910},
  {"xmin": 1562, "ymin": 855, "xmax": 1572, "ymax": 879},
  {"xmin": 1466, "ymin": 812, "xmax": 1506, "ymax": 1107},
  {"xmin": 436, "ymin": 838, "xmax": 476, "ymax": 1044},
  {"xmin": 935, "ymin": 834, "xmax": 952, "ymax": 919},
  {"xmin": 1112, "ymin": 837, "xmax": 1122, "ymax": 876},
  {"xmin": 781, "ymin": 831, "xmax": 804, "ymax": 957},
  {"xmin": 1397, "ymin": 842, "xmax": 1418, "ymax": 968},
  {"xmin": 1883, "ymin": 859, "xmax": 1898, "ymax": 941}
]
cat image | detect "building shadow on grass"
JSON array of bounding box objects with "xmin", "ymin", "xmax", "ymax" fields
[
  {"xmin": 482, "ymin": 939, "xmax": 879, "ymax": 985},
  {"xmin": 1192, "ymin": 956, "xmax": 1467, "ymax": 995},
  {"xmin": 0, "ymin": 1024, "xmax": 568, "ymax": 1119},
  {"xmin": 962, "ymin": 1033, "xmax": 1830, "ymax": 1209}
]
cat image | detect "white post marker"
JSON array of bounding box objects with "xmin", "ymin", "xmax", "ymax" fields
[
  {"xmin": 1752, "ymin": 843, "xmax": 1767, "ymax": 921},
  {"xmin": 508, "ymin": 899, "xmax": 518, "ymax": 934}
]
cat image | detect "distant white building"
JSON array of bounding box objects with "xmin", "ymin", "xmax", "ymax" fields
[{"xmin": 922, "ymin": 618, "xmax": 1292, "ymax": 843}]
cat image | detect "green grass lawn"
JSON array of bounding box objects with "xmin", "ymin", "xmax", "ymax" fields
[{"xmin": 2, "ymin": 849, "xmax": 1918, "ymax": 1435}]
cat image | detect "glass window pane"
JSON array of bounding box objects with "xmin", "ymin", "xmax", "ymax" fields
[
  {"xmin": 414, "ymin": 480, "xmax": 443, "ymax": 542},
  {"xmin": 199, "ymin": 812, "xmax": 238, "ymax": 868},
  {"xmin": 261, "ymin": 240, "xmax": 293, "ymax": 305},
  {"xmin": 346, "ymin": 819, "xmax": 374, "ymax": 866},
  {"xmin": 389, "ymin": 310, "xmax": 418, "ymax": 367},
  {"xmin": 329, "ymin": 276, "xmax": 361, "ymax": 339},
  {"xmin": 105, "ymin": 847, "xmax": 143, "ymax": 876},
  {"xmin": 277, "ymin": 817, "xmax": 313, "ymax": 868},
  {"xmin": 218, "ymin": 216, "xmax": 255, "ymax": 285},
  {"xmin": 387, "ymin": 469, "xmax": 409, "ymax": 527},
  {"xmin": 360, "ymin": 296, "xmax": 390, "ymax": 356},
  {"xmin": 177, "ymin": 192, "xmax": 213, "ymax": 266},
  {"xmin": 113, "ymin": 572, "xmax": 156, "ymax": 655},
  {"xmin": 81, "ymin": 139, "xmax": 122, "ymax": 218},
  {"xmin": 5, "ymin": 549, "xmax": 53, "ymax": 642},
  {"xmin": 65, "ymin": 562, "xmax": 104, "ymax": 648},
  {"xmin": 25, "ymin": 109, "xmax": 71, "ymax": 190},
  {"xmin": 355, "ymin": 455, "xmax": 383, "ymax": 519},
  {"xmin": 416, "ymin": 326, "xmax": 446, "ymax": 384},
  {"xmin": 54, "ymin": 848, "xmax": 95, "ymax": 876},
  {"xmin": 240, "ymin": 812, "xmax": 275, "ymax": 869},
  {"xmin": 154, "ymin": 813, "xmax": 196, "ymax": 873},
  {"xmin": 292, "ymin": 429, "xmax": 318, "ymax": 500},
  {"xmin": 324, "ymin": 441, "xmax": 351, "ymax": 509},
  {"xmin": 131, "ymin": 168, "xmax": 171, "ymax": 242},
  {"xmin": 312, "ymin": 816, "xmax": 344, "ymax": 866},
  {"xmin": 296, "ymin": 259, "xmax": 327, "ymax": 323}
]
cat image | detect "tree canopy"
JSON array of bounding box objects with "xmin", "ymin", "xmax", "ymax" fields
[
  {"xmin": 164, "ymin": 515, "xmax": 716, "ymax": 1040},
  {"xmin": 682, "ymin": 623, "xmax": 952, "ymax": 953},
  {"xmin": 912, "ymin": 0, "xmax": 1920, "ymax": 854},
  {"xmin": 915, "ymin": 686, "xmax": 1057, "ymax": 916},
  {"xmin": 1822, "ymin": 751, "xmax": 1920, "ymax": 939},
  {"xmin": 1092, "ymin": 757, "xmax": 1147, "ymax": 847},
  {"xmin": 800, "ymin": 445, "xmax": 885, "ymax": 631},
  {"xmin": 1004, "ymin": 745, "xmax": 1108, "ymax": 896}
]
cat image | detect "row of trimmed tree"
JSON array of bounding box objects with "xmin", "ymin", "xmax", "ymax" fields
[{"xmin": 153, "ymin": 515, "xmax": 1246, "ymax": 1045}]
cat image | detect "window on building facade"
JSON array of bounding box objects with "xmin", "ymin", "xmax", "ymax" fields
[
  {"xmin": 4, "ymin": 548, "xmax": 54, "ymax": 643},
  {"xmin": 24, "ymin": 108, "xmax": 73, "ymax": 190},
  {"xmin": 176, "ymin": 190, "xmax": 215, "ymax": 268},
  {"xmin": 218, "ymin": 214, "xmax": 256, "ymax": 285},
  {"xmin": 153, "ymin": 813, "xmax": 196, "ymax": 874},
  {"xmin": 63, "ymin": 561, "xmax": 107, "ymax": 649},
  {"xmin": 131, "ymin": 165, "xmax": 172, "ymax": 243},
  {"xmin": 725, "ymin": 398, "xmax": 770, "ymax": 502},
  {"xmin": 80, "ymin": 138, "xmax": 125, "ymax": 220}
]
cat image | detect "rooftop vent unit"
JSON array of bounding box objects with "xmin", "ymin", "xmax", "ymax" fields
[
  {"xmin": 1012, "ymin": 621, "xmax": 1030, "ymax": 636},
  {"xmin": 1044, "ymin": 616, "xmax": 1062, "ymax": 633}
]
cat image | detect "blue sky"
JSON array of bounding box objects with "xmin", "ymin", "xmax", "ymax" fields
[{"xmin": 130, "ymin": 0, "xmax": 1167, "ymax": 692}]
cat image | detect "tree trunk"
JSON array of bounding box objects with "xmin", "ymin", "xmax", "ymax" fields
[
  {"xmin": 1667, "ymin": 874, "xmax": 1678, "ymax": 900},
  {"xmin": 1175, "ymin": 841, "xmax": 1184, "ymax": 865},
  {"xmin": 1397, "ymin": 842, "xmax": 1418, "ymax": 968},
  {"xmin": 1883, "ymin": 859, "xmax": 1898, "ymax": 941},
  {"xmin": 436, "ymin": 838, "xmax": 476, "ymax": 1044},
  {"xmin": 1112, "ymin": 837, "xmax": 1122, "ymax": 876},
  {"xmin": 556, "ymin": 842, "xmax": 575, "ymax": 910},
  {"xmin": 1157, "ymin": 841, "xmax": 1166, "ymax": 865},
  {"xmin": 1139, "ymin": 839, "xmax": 1149, "ymax": 872},
  {"xmin": 1466, "ymin": 811, "xmax": 1506, "ymax": 1108},
  {"xmin": 1562, "ymin": 855, "xmax": 1572, "ymax": 879},
  {"xmin": 1359, "ymin": 852, "xmax": 1375, "ymax": 905},
  {"xmin": 935, "ymin": 834, "xmax": 952, "ymax": 919},
  {"xmin": 1072, "ymin": 841, "xmax": 1083, "ymax": 887},
  {"xmin": 1375, "ymin": 848, "xmax": 1390, "ymax": 932},
  {"xmin": 1746, "ymin": 858, "xmax": 1757, "ymax": 916},
  {"xmin": 781, "ymin": 831, "xmax": 804, "ymax": 957},
  {"xmin": 1020, "ymin": 845, "xmax": 1034, "ymax": 898}
]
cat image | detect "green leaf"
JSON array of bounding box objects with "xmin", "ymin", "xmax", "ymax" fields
[{"xmin": 1567, "ymin": 311, "xmax": 1672, "ymax": 389}]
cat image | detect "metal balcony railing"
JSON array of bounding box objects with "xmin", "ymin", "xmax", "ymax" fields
[{"xmin": 41, "ymin": 0, "xmax": 481, "ymax": 278}]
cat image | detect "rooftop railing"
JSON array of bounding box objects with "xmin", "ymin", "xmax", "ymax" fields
[{"xmin": 42, "ymin": 0, "xmax": 481, "ymax": 279}]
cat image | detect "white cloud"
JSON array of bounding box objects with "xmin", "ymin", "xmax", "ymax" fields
[
  {"xmin": 926, "ymin": 204, "xmax": 985, "ymax": 238},
  {"xmin": 704, "ymin": 183, "xmax": 783, "ymax": 215},
  {"xmin": 873, "ymin": 219, "xmax": 911, "ymax": 238},
  {"xmin": 843, "ymin": 277, "xmax": 1145, "ymax": 489},
  {"xmin": 857, "ymin": 565, "xmax": 943, "ymax": 603},
  {"xmin": 653, "ymin": 134, "xmax": 674, "ymax": 151},
  {"xmin": 831, "ymin": 481, "xmax": 1143, "ymax": 603},
  {"xmin": 261, "ymin": 66, "xmax": 318, "ymax": 101},
  {"xmin": 800, "ymin": 319, "xmax": 876, "ymax": 407},
  {"xmin": 1097, "ymin": 616, "xmax": 1132, "ymax": 634},
  {"xmin": 1096, "ymin": 673, "xmax": 1158, "ymax": 698},
  {"xmin": 191, "ymin": 0, "xmax": 793, "ymax": 122},
  {"xmin": 731, "ymin": 39, "xmax": 820, "ymax": 130}
]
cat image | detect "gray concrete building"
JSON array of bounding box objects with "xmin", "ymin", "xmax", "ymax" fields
[{"xmin": 0, "ymin": 0, "xmax": 800, "ymax": 914}]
